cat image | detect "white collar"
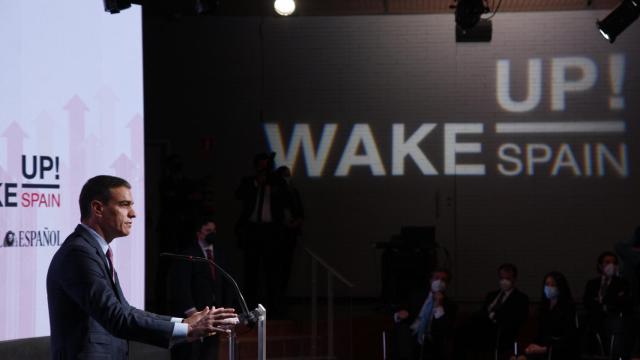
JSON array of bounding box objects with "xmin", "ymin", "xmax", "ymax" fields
[
  {"xmin": 80, "ymin": 223, "xmax": 109, "ymax": 255},
  {"xmin": 198, "ymin": 238, "xmax": 213, "ymax": 251}
]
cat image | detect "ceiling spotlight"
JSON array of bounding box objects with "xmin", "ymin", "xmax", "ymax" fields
[
  {"xmin": 274, "ymin": 0, "xmax": 296, "ymax": 16},
  {"xmin": 103, "ymin": 0, "xmax": 132, "ymax": 14},
  {"xmin": 597, "ymin": 0, "xmax": 640, "ymax": 43}
]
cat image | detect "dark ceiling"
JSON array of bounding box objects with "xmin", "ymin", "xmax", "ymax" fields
[{"xmin": 138, "ymin": 0, "xmax": 621, "ymax": 16}]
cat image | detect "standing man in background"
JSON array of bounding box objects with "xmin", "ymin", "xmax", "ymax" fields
[
  {"xmin": 454, "ymin": 263, "xmax": 529, "ymax": 360},
  {"xmin": 167, "ymin": 217, "xmax": 231, "ymax": 360},
  {"xmin": 235, "ymin": 153, "xmax": 290, "ymax": 317},
  {"xmin": 276, "ymin": 165, "xmax": 304, "ymax": 313},
  {"xmin": 47, "ymin": 175, "xmax": 238, "ymax": 359},
  {"xmin": 583, "ymin": 251, "xmax": 632, "ymax": 359}
]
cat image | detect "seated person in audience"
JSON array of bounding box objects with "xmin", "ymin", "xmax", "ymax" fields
[
  {"xmin": 392, "ymin": 269, "xmax": 458, "ymax": 360},
  {"xmin": 512, "ymin": 271, "xmax": 577, "ymax": 360},
  {"xmin": 454, "ymin": 263, "xmax": 529, "ymax": 360},
  {"xmin": 583, "ymin": 251, "xmax": 632, "ymax": 358}
]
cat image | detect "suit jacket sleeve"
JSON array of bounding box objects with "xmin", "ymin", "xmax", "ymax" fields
[{"xmin": 60, "ymin": 245, "xmax": 174, "ymax": 348}]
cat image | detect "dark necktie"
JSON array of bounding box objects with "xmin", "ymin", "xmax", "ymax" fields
[
  {"xmin": 106, "ymin": 246, "xmax": 116, "ymax": 284},
  {"xmin": 256, "ymin": 185, "xmax": 265, "ymax": 222},
  {"xmin": 205, "ymin": 248, "xmax": 216, "ymax": 280}
]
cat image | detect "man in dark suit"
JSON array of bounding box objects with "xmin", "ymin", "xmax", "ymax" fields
[
  {"xmin": 582, "ymin": 251, "xmax": 632, "ymax": 358},
  {"xmin": 454, "ymin": 263, "xmax": 529, "ymax": 360},
  {"xmin": 167, "ymin": 217, "xmax": 231, "ymax": 360},
  {"xmin": 275, "ymin": 166, "xmax": 304, "ymax": 308},
  {"xmin": 47, "ymin": 175, "xmax": 238, "ymax": 359},
  {"xmin": 235, "ymin": 153, "xmax": 290, "ymax": 315},
  {"xmin": 392, "ymin": 269, "xmax": 458, "ymax": 360}
]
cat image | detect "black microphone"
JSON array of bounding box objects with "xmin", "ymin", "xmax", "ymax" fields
[{"xmin": 160, "ymin": 252, "xmax": 258, "ymax": 324}]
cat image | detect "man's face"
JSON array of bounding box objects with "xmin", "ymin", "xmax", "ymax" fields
[
  {"xmin": 498, "ymin": 269, "xmax": 516, "ymax": 291},
  {"xmin": 431, "ymin": 271, "xmax": 449, "ymax": 285},
  {"xmin": 599, "ymin": 255, "xmax": 618, "ymax": 274},
  {"xmin": 601, "ymin": 255, "xmax": 617, "ymax": 268},
  {"xmin": 499, "ymin": 269, "xmax": 516, "ymax": 282},
  {"xmin": 197, "ymin": 222, "xmax": 216, "ymax": 242},
  {"xmin": 97, "ymin": 186, "xmax": 135, "ymax": 240}
]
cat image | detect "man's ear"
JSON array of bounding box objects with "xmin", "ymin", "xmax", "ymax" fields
[{"xmin": 91, "ymin": 200, "xmax": 104, "ymax": 217}]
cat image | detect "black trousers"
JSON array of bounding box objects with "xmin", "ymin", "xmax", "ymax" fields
[{"xmin": 242, "ymin": 222, "xmax": 285, "ymax": 315}]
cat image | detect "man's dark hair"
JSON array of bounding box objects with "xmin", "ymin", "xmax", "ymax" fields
[
  {"xmin": 191, "ymin": 216, "xmax": 216, "ymax": 234},
  {"xmin": 497, "ymin": 263, "xmax": 518, "ymax": 278},
  {"xmin": 253, "ymin": 152, "xmax": 275, "ymax": 169},
  {"xmin": 431, "ymin": 268, "xmax": 452, "ymax": 283},
  {"xmin": 79, "ymin": 175, "xmax": 131, "ymax": 221}
]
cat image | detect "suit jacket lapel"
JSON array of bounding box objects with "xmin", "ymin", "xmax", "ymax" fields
[
  {"xmin": 74, "ymin": 225, "xmax": 124, "ymax": 302},
  {"xmin": 113, "ymin": 271, "xmax": 127, "ymax": 305}
]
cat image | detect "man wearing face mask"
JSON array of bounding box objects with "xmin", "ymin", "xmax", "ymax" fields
[
  {"xmin": 583, "ymin": 251, "xmax": 632, "ymax": 358},
  {"xmin": 392, "ymin": 269, "xmax": 458, "ymax": 360},
  {"xmin": 454, "ymin": 263, "xmax": 529, "ymax": 360},
  {"xmin": 235, "ymin": 152, "xmax": 290, "ymax": 316},
  {"xmin": 167, "ymin": 218, "xmax": 230, "ymax": 360}
]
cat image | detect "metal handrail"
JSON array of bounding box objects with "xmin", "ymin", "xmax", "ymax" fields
[
  {"xmin": 304, "ymin": 246, "xmax": 355, "ymax": 360},
  {"xmin": 304, "ymin": 247, "xmax": 355, "ymax": 288}
]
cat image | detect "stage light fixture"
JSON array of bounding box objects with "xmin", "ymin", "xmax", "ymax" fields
[
  {"xmin": 103, "ymin": 0, "xmax": 132, "ymax": 13},
  {"xmin": 456, "ymin": 18, "xmax": 492, "ymax": 42},
  {"xmin": 455, "ymin": 0, "xmax": 488, "ymax": 30},
  {"xmin": 597, "ymin": 0, "xmax": 640, "ymax": 43},
  {"xmin": 274, "ymin": 0, "xmax": 295, "ymax": 16}
]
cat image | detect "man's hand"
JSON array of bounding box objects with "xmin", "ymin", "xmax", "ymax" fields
[
  {"xmin": 524, "ymin": 343, "xmax": 547, "ymax": 355},
  {"xmin": 184, "ymin": 307, "xmax": 239, "ymax": 342},
  {"xmin": 392, "ymin": 309, "xmax": 409, "ymax": 323}
]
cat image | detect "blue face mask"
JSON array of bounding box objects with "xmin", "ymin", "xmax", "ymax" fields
[
  {"xmin": 544, "ymin": 286, "xmax": 559, "ymax": 300},
  {"xmin": 431, "ymin": 279, "xmax": 446, "ymax": 293}
]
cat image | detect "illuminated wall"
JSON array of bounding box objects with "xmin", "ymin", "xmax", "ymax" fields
[
  {"xmin": 145, "ymin": 11, "xmax": 639, "ymax": 299},
  {"xmin": 0, "ymin": 2, "xmax": 145, "ymax": 341}
]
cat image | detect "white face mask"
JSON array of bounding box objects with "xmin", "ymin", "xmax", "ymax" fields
[
  {"xmin": 499, "ymin": 279, "xmax": 513, "ymax": 291},
  {"xmin": 603, "ymin": 263, "xmax": 617, "ymax": 277},
  {"xmin": 431, "ymin": 279, "xmax": 446, "ymax": 293}
]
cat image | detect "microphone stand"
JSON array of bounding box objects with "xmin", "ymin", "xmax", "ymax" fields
[{"xmin": 160, "ymin": 252, "xmax": 267, "ymax": 360}]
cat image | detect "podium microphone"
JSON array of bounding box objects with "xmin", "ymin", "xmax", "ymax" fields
[{"xmin": 160, "ymin": 252, "xmax": 258, "ymax": 324}]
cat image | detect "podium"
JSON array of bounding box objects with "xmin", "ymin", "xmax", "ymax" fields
[{"xmin": 228, "ymin": 304, "xmax": 266, "ymax": 360}]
